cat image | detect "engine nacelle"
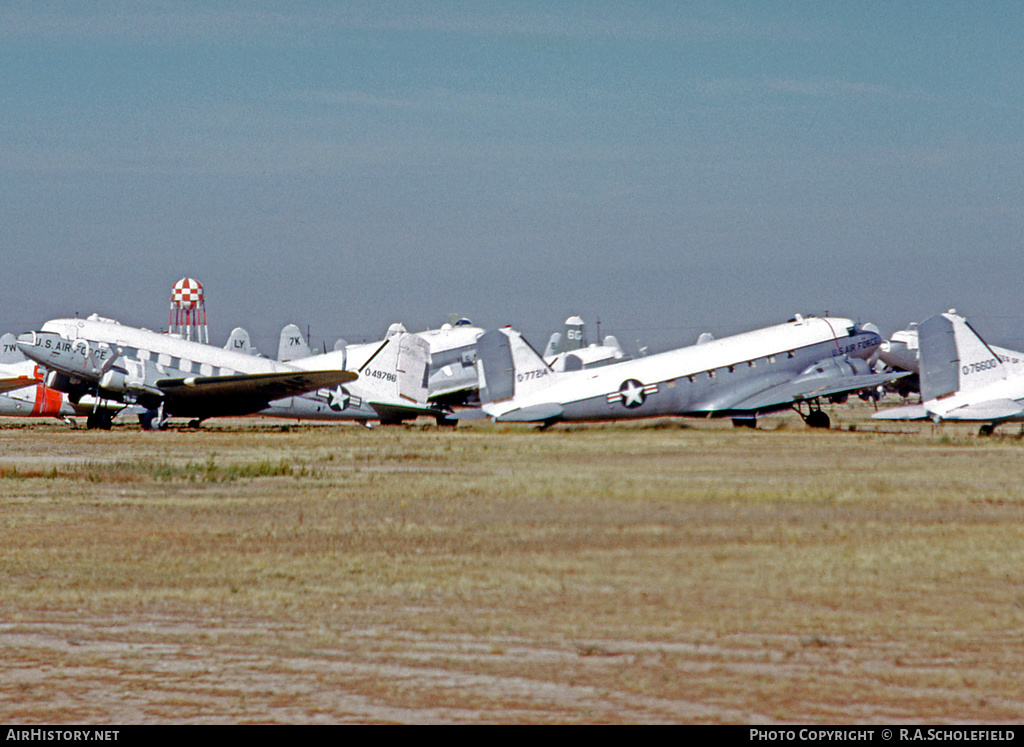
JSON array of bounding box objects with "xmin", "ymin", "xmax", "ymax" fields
[
  {"xmin": 99, "ymin": 367, "xmax": 130, "ymax": 394},
  {"xmin": 44, "ymin": 370, "xmax": 91, "ymax": 403},
  {"xmin": 796, "ymin": 356, "xmax": 871, "ymax": 383}
]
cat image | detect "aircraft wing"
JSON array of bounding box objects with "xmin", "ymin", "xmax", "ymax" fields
[
  {"xmin": 0, "ymin": 377, "xmax": 35, "ymax": 394},
  {"xmin": 156, "ymin": 369, "xmax": 358, "ymax": 414},
  {"xmin": 723, "ymin": 371, "xmax": 908, "ymax": 413}
]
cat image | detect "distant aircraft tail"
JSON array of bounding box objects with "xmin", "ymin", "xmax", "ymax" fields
[
  {"xmin": 225, "ymin": 327, "xmax": 257, "ymax": 356},
  {"xmin": 278, "ymin": 324, "xmax": 311, "ymax": 362},
  {"xmin": 0, "ymin": 333, "xmax": 27, "ymax": 364},
  {"xmin": 476, "ymin": 328, "xmax": 555, "ymax": 404},
  {"xmin": 918, "ymin": 312, "xmax": 1007, "ymax": 401},
  {"xmin": 543, "ymin": 316, "xmax": 587, "ymax": 357}
]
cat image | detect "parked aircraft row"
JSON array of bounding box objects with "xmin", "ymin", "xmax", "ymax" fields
[
  {"xmin": 6, "ymin": 305, "xmax": 1023, "ymax": 435},
  {"xmin": 0, "ymin": 307, "xmax": 911, "ymax": 432}
]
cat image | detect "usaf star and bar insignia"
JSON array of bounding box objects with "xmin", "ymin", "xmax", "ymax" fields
[
  {"xmin": 607, "ymin": 379, "xmax": 659, "ymax": 409},
  {"xmin": 327, "ymin": 386, "xmax": 361, "ymax": 412}
]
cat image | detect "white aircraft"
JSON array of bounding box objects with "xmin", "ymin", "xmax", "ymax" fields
[
  {"xmin": 17, "ymin": 314, "xmax": 360, "ymax": 430},
  {"xmin": 424, "ymin": 315, "xmax": 627, "ymax": 406},
  {"xmin": 543, "ymin": 315, "xmax": 628, "ymax": 372},
  {"xmin": 262, "ymin": 330, "xmax": 447, "ymax": 425},
  {"xmin": 467, "ymin": 314, "xmax": 903, "ymax": 429},
  {"xmin": 0, "ymin": 333, "xmax": 121, "ymax": 425},
  {"xmin": 205, "ymin": 320, "xmax": 460, "ymax": 426},
  {"xmin": 872, "ymin": 311, "xmax": 1024, "ymax": 435},
  {"xmin": 419, "ymin": 318, "xmax": 486, "ymax": 406},
  {"xmin": 877, "ymin": 323, "xmax": 921, "ymax": 374}
]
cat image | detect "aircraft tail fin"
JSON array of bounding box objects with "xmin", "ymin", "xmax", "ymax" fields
[
  {"xmin": 543, "ymin": 316, "xmax": 587, "ymax": 356},
  {"xmin": 476, "ymin": 328, "xmax": 555, "ymax": 404},
  {"xmin": 278, "ymin": 324, "xmax": 311, "ymax": 362},
  {"xmin": 225, "ymin": 327, "xmax": 257, "ymax": 356},
  {"xmin": 0, "ymin": 333, "xmax": 27, "ymax": 364},
  {"xmin": 358, "ymin": 333, "xmax": 430, "ymax": 406},
  {"xmin": 919, "ymin": 312, "xmax": 1007, "ymax": 401},
  {"xmin": 561, "ymin": 316, "xmax": 587, "ymax": 351},
  {"xmin": 543, "ymin": 332, "xmax": 561, "ymax": 358},
  {"xmin": 602, "ymin": 335, "xmax": 625, "ymax": 356}
]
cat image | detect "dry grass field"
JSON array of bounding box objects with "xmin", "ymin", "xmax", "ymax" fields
[{"xmin": 2, "ymin": 401, "xmax": 1024, "ymax": 723}]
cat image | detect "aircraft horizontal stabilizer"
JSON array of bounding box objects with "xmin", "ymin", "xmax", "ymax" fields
[
  {"xmin": 728, "ymin": 371, "xmax": 908, "ymax": 413},
  {"xmin": 369, "ymin": 402, "xmax": 441, "ymax": 423},
  {"xmin": 494, "ymin": 403, "xmax": 564, "ymax": 423},
  {"xmin": 871, "ymin": 404, "xmax": 930, "ymax": 421},
  {"xmin": 450, "ymin": 408, "xmax": 490, "ymax": 421},
  {"xmin": 940, "ymin": 399, "xmax": 1024, "ymax": 421},
  {"xmin": 156, "ymin": 369, "xmax": 357, "ymax": 402},
  {"xmin": 0, "ymin": 377, "xmax": 35, "ymax": 394}
]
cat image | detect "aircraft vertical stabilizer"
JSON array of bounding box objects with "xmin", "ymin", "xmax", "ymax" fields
[
  {"xmin": 353, "ymin": 333, "xmax": 429, "ymax": 406},
  {"xmin": 278, "ymin": 324, "xmax": 311, "ymax": 362},
  {"xmin": 475, "ymin": 329, "xmax": 515, "ymax": 403},
  {"xmin": 396, "ymin": 334, "xmax": 430, "ymax": 404},
  {"xmin": 0, "ymin": 333, "xmax": 27, "ymax": 364},
  {"xmin": 543, "ymin": 316, "xmax": 587, "ymax": 356},
  {"xmin": 561, "ymin": 316, "xmax": 587, "ymax": 351},
  {"xmin": 225, "ymin": 328, "xmax": 257, "ymax": 356},
  {"xmin": 476, "ymin": 328, "xmax": 557, "ymax": 404},
  {"xmin": 919, "ymin": 313, "xmax": 1005, "ymax": 401}
]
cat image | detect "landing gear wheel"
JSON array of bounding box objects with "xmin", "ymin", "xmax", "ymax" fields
[
  {"xmin": 435, "ymin": 415, "xmax": 458, "ymax": 427},
  {"xmin": 805, "ymin": 410, "xmax": 831, "ymax": 429},
  {"xmin": 139, "ymin": 410, "xmax": 165, "ymax": 431},
  {"xmin": 731, "ymin": 417, "xmax": 757, "ymax": 429},
  {"xmin": 86, "ymin": 410, "xmax": 113, "ymax": 430},
  {"xmin": 979, "ymin": 423, "xmax": 996, "ymax": 437}
]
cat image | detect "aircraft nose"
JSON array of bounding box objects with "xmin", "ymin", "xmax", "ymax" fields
[
  {"xmin": 17, "ymin": 331, "xmax": 62, "ymax": 362},
  {"xmin": 16, "ymin": 331, "xmax": 39, "ymax": 352}
]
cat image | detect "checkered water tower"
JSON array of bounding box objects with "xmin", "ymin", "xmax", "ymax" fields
[{"xmin": 169, "ymin": 277, "xmax": 209, "ymax": 343}]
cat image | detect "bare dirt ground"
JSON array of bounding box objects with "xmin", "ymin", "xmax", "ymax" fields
[{"xmin": 2, "ymin": 403, "xmax": 1024, "ymax": 723}]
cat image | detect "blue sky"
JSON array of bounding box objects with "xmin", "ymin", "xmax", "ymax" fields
[{"xmin": 2, "ymin": 2, "xmax": 1022, "ymax": 353}]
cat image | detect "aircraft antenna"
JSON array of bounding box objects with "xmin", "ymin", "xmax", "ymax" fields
[{"xmin": 169, "ymin": 277, "xmax": 209, "ymax": 343}]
